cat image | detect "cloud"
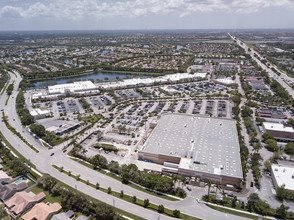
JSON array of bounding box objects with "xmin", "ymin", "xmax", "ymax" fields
[
  {"xmin": 0, "ymin": 0, "xmax": 293, "ymax": 20},
  {"xmin": 0, "ymin": 5, "xmax": 22, "ymax": 18}
]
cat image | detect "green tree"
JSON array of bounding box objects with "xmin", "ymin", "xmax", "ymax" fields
[
  {"xmin": 9, "ymin": 158, "xmax": 29, "ymax": 177},
  {"xmin": 143, "ymin": 199, "xmax": 149, "ymax": 208},
  {"xmin": 262, "ymin": 133, "xmax": 274, "ymax": 142},
  {"xmin": 265, "ymin": 139, "xmax": 278, "ymax": 152},
  {"xmin": 288, "ymin": 118, "xmax": 294, "ymax": 127},
  {"xmin": 107, "ymin": 187, "xmax": 111, "ymax": 194},
  {"xmin": 158, "ymin": 204, "xmax": 165, "ymax": 213},
  {"xmin": 96, "ymin": 182, "xmax": 100, "ymax": 189},
  {"xmin": 120, "ymin": 190, "xmax": 124, "ymax": 198},
  {"xmin": 275, "ymin": 204, "xmax": 289, "ymax": 219},
  {"xmin": 0, "ymin": 208, "xmax": 8, "ymax": 219},
  {"xmin": 29, "ymin": 123, "xmax": 46, "ymax": 137},
  {"xmin": 285, "ymin": 142, "xmax": 294, "ymax": 157},
  {"xmin": 256, "ymin": 117, "xmax": 266, "ymax": 124},
  {"xmin": 205, "ymin": 179, "xmax": 213, "ymax": 201},
  {"xmin": 254, "ymin": 200, "xmax": 270, "ymax": 216},
  {"xmin": 173, "ymin": 209, "xmax": 181, "ymax": 218},
  {"xmin": 132, "ymin": 196, "xmax": 137, "ymax": 203},
  {"xmin": 276, "ymin": 186, "xmax": 287, "ymax": 200}
]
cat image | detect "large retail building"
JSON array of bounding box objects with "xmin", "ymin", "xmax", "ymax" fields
[{"xmin": 138, "ymin": 114, "xmax": 243, "ymax": 188}]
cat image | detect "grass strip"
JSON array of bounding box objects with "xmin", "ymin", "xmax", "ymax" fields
[
  {"xmin": 0, "ymin": 131, "xmax": 41, "ymax": 180},
  {"xmin": 53, "ymin": 165, "xmax": 197, "ymax": 219},
  {"xmin": 2, "ymin": 112, "xmax": 39, "ymax": 153},
  {"xmin": 5, "ymin": 94, "xmax": 11, "ymax": 105},
  {"xmin": 207, "ymin": 204, "xmax": 259, "ymax": 220},
  {"xmin": 0, "ymin": 73, "xmax": 11, "ymax": 95},
  {"xmin": 72, "ymin": 157, "xmax": 179, "ymax": 201}
]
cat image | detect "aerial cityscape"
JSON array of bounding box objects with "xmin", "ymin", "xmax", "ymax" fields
[{"xmin": 0, "ymin": 1, "xmax": 294, "ymax": 220}]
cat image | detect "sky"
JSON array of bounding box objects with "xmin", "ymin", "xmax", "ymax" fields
[{"xmin": 0, "ymin": 0, "xmax": 294, "ymax": 31}]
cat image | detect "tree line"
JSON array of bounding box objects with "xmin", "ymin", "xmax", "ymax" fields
[
  {"xmin": 38, "ymin": 175, "xmax": 120, "ymax": 219},
  {"xmin": 72, "ymin": 149, "xmax": 186, "ymax": 198}
]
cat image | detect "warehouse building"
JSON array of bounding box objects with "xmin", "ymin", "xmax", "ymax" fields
[
  {"xmin": 271, "ymin": 163, "xmax": 294, "ymax": 191},
  {"xmin": 48, "ymin": 81, "xmax": 99, "ymax": 96},
  {"xmin": 139, "ymin": 114, "xmax": 243, "ymax": 188},
  {"xmin": 262, "ymin": 122, "xmax": 294, "ymax": 142}
]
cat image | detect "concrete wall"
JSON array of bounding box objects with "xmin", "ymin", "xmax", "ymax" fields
[{"xmin": 138, "ymin": 152, "xmax": 181, "ymax": 164}]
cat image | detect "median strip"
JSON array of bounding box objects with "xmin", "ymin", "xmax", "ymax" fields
[
  {"xmin": 1, "ymin": 112, "xmax": 39, "ymax": 153},
  {"xmin": 52, "ymin": 165, "xmax": 198, "ymax": 220}
]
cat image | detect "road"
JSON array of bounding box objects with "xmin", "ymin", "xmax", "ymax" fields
[
  {"xmin": 229, "ymin": 34, "xmax": 294, "ymax": 211},
  {"xmin": 0, "ymin": 71, "xmax": 250, "ymax": 220},
  {"xmin": 229, "ymin": 33, "xmax": 294, "ymax": 99}
]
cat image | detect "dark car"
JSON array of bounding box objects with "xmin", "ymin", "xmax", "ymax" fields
[{"xmin": 50, "ymin": 153, "xmax": 55, "ymax": 156}]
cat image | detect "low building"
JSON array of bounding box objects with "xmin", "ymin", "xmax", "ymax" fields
[
  {"xmin": 271, "ymin": 164, "xmax": 294, "ymax": 191},
  {"xmin": 51, "ymin": 210, "xmax": 74, "ymax": 220},
  {"xmin": 0, "ymin": 182, "xmax": 27, "ymax": 201},
  {"xmin": 139, "ymin": 114, "xmax": 243, "ymax": 189},
  {"xmin": 39, "ymin": 119, "xmax": 81, "ymax": 136},
  {"xmin": 48, "ymin": 81, "xmax": 99, "ymax": 96},
  {"xmin": 213, "ymin": 78, "xmax": 236, "ymax": 86},
  {"xmin": 245, "ymin": 77, "xmax": 266, "ymax": 90},
  {"xmin": 257, "ymin": 108, "xmax": 287, "ymax": 119},
  {"xmin": 22, "ymin": 202, "xmax": 62, "ymax": 220},
  {"xmin": 99, "ymin": 72, "xmax": 207, "ymax": 90},
  {"xmin": 30, "ymin": 108, "xmax": 50, "ymax": 120},
  {"xmin": 5, "ymin": 191, "xmax": 46, "ymax": 217},
  {"xmin": 160, "ymin": 86, "xmax": 178, "ymax": 95},
  {"xmin": 262, "ymin": 122, "xmax": 294, "ymax": 142}
]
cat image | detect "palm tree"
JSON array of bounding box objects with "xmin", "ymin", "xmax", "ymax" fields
[
  {"xmin": 172, "ymin": 175, "xmax": 178, "ymax": 189},
  {"xmin": 81, "ymin": 148, "xmax": 88, "ymax": 156},
  {"xmin": 220, "ymin": 190, "xmax": 226, "ymax": 205},
  {"xmin": 205, "ymin": 179, "xmax": 212, "ymax": 201},
  {"xmin": 215, "ymin": 183, "xmax": 221, "ymax": 200},
  {"xmin": 181, "ymin": 176, "xmax": 187, "ymax": 189}
]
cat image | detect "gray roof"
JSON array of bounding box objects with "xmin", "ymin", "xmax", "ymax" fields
[
  {"xmin": 0, "ymin": 182, "xmax": 27, "ymax": 201},
  {"xmin": 51, "ymin": 212, "xmax": 71, "ymax": 220},
  {"xmin": 76, "ymin": 215, "xmax": 88, "ymax": 220},
  {"xmin": 142, "ymin": 114, "xmax": 243, "ymax": 179}
]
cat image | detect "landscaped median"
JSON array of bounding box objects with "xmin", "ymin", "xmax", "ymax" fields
[
  {"xmin": 1, "ymin": 112, "xmax": 39, "ymax": 153},
  {"xmin": 205, "ymin": 203, "xmax": 273, "ymax": 220},
  {"xmin": 70, "ymin": 157, "xmax": 181, "ymax": 201},
  {"xmin": 52, "ymin": 165, "xmax": 200, "ymax": 220}
]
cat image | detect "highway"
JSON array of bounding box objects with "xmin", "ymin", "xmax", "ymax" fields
[
  {"xmin": 229, "ymin": 33, "xmax": 294, "ymax": 99},
  {"xmin": 0, "ymin": 71, "xmax": 249, "ymax": 220}
]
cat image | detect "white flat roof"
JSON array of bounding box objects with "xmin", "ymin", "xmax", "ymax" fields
[
  {"xmin": 272, "ymin": 164, "xmax": 294, "ymax": 191},
  {"xmin": 142, "ymin": 114, "xmax": 242, "ymax": 179},
  {"xmin": 99, "ymin": 72, "xmax": 207, "ymax": 89},
  {"xmin": 263, "ymin": 122, "xmax": 294, "ymax": 133},
  {"xmin": 48, "ymin": 81, "xmax": 97, "ymax": 95},
  {"xmin": 30, "ymin": 109, "xmax": 49, "ymax": 116},
  {"xmin": 214, "ymin": 78, "xmax": 236, "ymax": 85}
]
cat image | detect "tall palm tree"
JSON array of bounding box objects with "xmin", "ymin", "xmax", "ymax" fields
[
  {"xmin": 220, "ymin": 190, "xmax": 226, "ymax": 205},
  {"xmin": 172, "ymin": 175, "xmax": 178, "ymax": 189},
  {"xmin": 215, "ymin": 183, "xmax": 221, "ymax": 200},
  {"xmin": 205, "ymin": 179, "xmax": 212, "ymax": 201}
]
